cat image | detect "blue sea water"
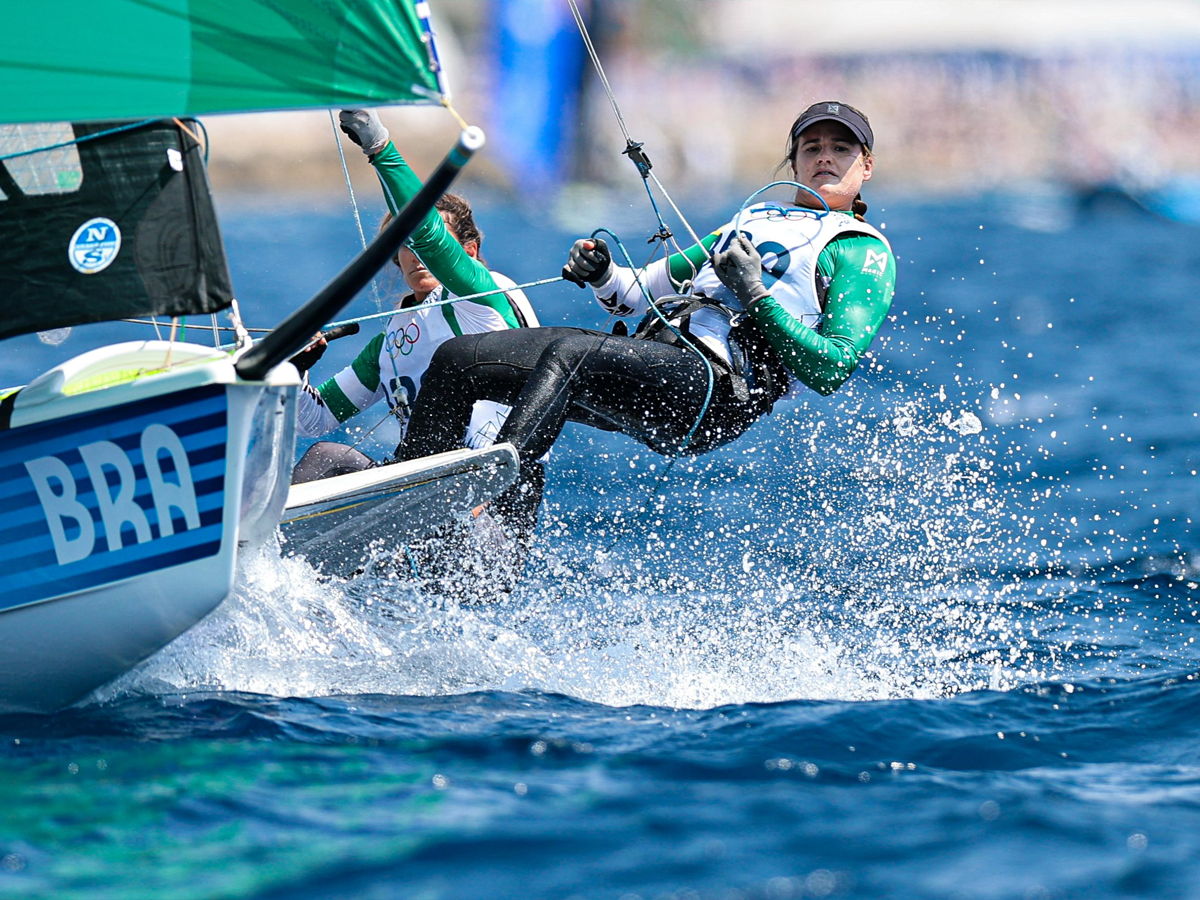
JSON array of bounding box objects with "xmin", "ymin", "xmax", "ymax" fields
[{"xmin": 2, "ymin": 183, "xmax": 1200, "ymax": 899}]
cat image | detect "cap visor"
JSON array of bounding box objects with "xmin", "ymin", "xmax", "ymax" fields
[{"xmin": 794, "ymin": 115, "xmax": 871, "ymax": 149}]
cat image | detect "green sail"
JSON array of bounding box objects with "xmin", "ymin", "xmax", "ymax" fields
[{"xmin": 0, "ymin": 0, "xmax": 446, "ymax": 124}]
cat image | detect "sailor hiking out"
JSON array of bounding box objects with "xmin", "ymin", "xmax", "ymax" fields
[
  {"xmin": 396, "ymin": 103, "xmax": 896, "ymax": 492},
  {"xmin": 292, "ymin": 109, "xmax": 539, "ymax": 487}
]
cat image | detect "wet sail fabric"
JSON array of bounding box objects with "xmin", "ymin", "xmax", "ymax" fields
[
  {"xmin": 0, "ymin": 120, "xmax": 233, "ymax": 340},
  {"xmin": 0, "ymin": 0, "xmax": 445, "ymax": 124}
]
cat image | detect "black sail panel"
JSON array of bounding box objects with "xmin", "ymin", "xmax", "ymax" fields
[{"xmin": 0, "ymin": 120, "xmax": 233, "ymax": 341}]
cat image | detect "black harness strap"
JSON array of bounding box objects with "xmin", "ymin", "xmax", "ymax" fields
[
  {"xmin": 630, "ymin": 297, "xmax": 789, "ymax": 412},
  {"xmin": 504, "ymin": 292, "xmax": 529, "ymax": 328}
]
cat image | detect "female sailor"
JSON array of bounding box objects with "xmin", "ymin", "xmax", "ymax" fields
[
  {"xmin": 291, "ymin": 109, "xmax": 539, "ymax": 486},
  {"xmin": 396, "ymin": 102, "xmax": 896, "ymax": 478}
]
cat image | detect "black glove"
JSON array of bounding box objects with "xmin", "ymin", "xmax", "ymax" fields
[
  {"xmin": 561, "ymin": 238, "xmax": 612, "ymax": 288},
  {"xmin": 289, "ymin": 334, "xmax": 328, "ymax": 375},
  {"xmin": 711, "ymin": 235, "xmax": 770, "ymax": 309},
  {"xmin": 338, "ymin": 109, "xmax": 390, "ymax": 157}
]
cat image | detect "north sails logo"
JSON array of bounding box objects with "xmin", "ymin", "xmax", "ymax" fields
[
  {"xmin": 827, "ymin": 104, "xmax": 840, "ymax": 114},
  {"xmin": 862, "ymin": 249, "xmax": 888, "ymax": 276}
]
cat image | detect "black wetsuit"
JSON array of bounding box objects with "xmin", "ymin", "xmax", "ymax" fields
[{"xmin": 398, "ymin": 326, "xmax": 769, "ymax": 466}]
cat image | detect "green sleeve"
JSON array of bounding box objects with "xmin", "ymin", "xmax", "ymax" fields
[
  {"xmin": 666, "ymin": 233, "xmax": 721, "ymax": 284},
  {"xmin": 315, "ymin": 333, "xmax": 384, "ymax": 423},
  {"xmin": 370, "ymin": 142, "xmax": 517, "ymax": 328},
  {"xmin": 749, "ymin": 232, "xmax": 895, "ymax": 396}
]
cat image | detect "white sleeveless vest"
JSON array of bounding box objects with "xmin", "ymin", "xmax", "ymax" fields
[
  {"xmin": 378, "ymin": 271, "xmax": 538, "ymax": 448},
  {"xmin": 683, "ymin": 204, "xmax": 889, "ymax": 365}
]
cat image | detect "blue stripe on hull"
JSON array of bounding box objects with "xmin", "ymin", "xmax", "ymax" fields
[
  {"xmin": 0, "ymin": 389, "xmax": 227, "ymax": 469},
  {"xmin": 0, "ymin": 540, "xmax": 225, "ymax": 612},
  {"xmin": 0, "ymin": 457, "xmax": 228, "ymax": 536}
]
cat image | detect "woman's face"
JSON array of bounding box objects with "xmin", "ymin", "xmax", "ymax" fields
[
  {"xmin": 790, "ymin": 121, "xmax": 873, "ymax": 211},
  {"xmin": 396, "ymin": 211, "xmax": 479, "ymax": 296}
]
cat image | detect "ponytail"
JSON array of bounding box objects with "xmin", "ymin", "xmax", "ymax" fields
[{"xmin": 851, "ymin": 193, "xmax": 868, "ymax": 221}]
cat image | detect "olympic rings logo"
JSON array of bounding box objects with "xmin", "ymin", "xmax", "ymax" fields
[{"xmin": 386, "ymin": 321, "xmax": 421, "ymax": 357}]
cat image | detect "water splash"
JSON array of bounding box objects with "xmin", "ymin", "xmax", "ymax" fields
[{"xmin": 100, "ymin": 378, "xmax": 1077, "ymax": 711}]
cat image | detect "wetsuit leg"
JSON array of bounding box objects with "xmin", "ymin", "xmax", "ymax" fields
[
  {"xmin": 399, "ymin": 327, "xmax": 566, "ymax": 461},
  {"xmin": 291, "ymin": 441, "xmax": 375, "ymax": 484},
  {"xmin": 400, "ymin": 327, "xmax": 747, "ymax": 463}
]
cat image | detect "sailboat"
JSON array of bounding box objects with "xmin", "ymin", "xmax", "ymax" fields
[{"xmin": 0, "ymin": 0, "xmax": 517, "ymax": 713}]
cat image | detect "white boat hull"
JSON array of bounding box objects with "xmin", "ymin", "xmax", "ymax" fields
[
  {"xmin": 0, "ymin": 341, "xmax": 297, "ymax": 713},
  {"xmin": 281, "ymin": 444, "xmax": 520, "ymax": 576}
]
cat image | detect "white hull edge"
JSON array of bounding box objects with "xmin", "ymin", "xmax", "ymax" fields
[{"xmin": 281, "ymin": 443, "xmax": 520, "ymax": 576}]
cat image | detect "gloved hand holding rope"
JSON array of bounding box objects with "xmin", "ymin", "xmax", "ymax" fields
[
  {"xmin": 711, "ymin": 235, "xmax": 770, "ymax": 311},
  {"xmin": 562, "ymin": 238, "xmax": 612, "ymax": 287}
]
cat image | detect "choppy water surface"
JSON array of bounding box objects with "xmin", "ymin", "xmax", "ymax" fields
[{"xmin": 2, "ymin": 187, "xmax": 1199, "ymax": 899}]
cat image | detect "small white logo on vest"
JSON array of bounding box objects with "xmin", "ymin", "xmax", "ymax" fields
[
  {"xmin": 862, "ymin": 249, "xmax": 888, "ymax": 276},
  {"xmin": 68, "ymin": 217, "xmax": 122, "ymax": 274},
  {"xmin": 827, "ymin": 104, "xmax": 840, "ymax": 114}
]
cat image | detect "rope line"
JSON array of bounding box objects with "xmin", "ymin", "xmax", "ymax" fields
[
  {"xmin": 122, "ymin": 317, "xmax": 271, "ymax": 334},
  {"xmin": 733, "ymin": 180, "xmax": 831, "ymax": 233},
  {"xmin": 647, "ymin": 170, "xmax": 712, "ymax": 261},
  {"xmin": 441, "ymin": 98, "xmax": 471, "ymax": 132},
  {"xmin": 0, "ymin": 118, "xmax": 158, "ymax": 162},
  {"xmin": 329, "ymin": 109, "xmax": 384, "ymax": 313},
  {"xmin": 563, "ymin": 2, "xmax": 714, "ymax": 449},
  {"xmin": 207, "ymin": 275, "xmax": 568, "ymax": 350},
  {"xmin": 566, "ymin": 0, "xmax": 710, "ymax": 263},
  {"xmin": 323, "ymin": 275, "xmax": 566, "ymax": 329}
]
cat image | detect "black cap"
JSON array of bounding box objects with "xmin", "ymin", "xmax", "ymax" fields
[{"xmin": 792, "ymin": 102, "xmax": 873, "ymax": 151}]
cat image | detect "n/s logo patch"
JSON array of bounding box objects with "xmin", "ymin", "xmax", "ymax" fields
[
  {"xmin": 862, "ymin": 249, "xmax": 888, "ymax": 276},
  {"xmin": 68, "ymin": 217, "xmax": 122, "ymax": 274}
]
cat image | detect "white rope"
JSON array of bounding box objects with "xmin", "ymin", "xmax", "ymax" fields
[
  {"xmin": 648, "ymin": 169, "xmax": 711, "ymax": 260},
  {"xmin": 329, "ymin": 110, "xmax": 384, "ymax": 313},
  {"xmin": 324, "ymin": 275, "xmax": 565, "ymax": 329},
  {"xmin": 215, "ymin": 275, "xmax": 566, "ymax": 350}
]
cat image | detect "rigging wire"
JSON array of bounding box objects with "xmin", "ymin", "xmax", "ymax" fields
[
  {"xmin": 562, "ymin": 0, "xmax": 715, "ymax": 448},
  {"xmin": 565, "ymin": 0, "xmax": 632, "ymax": 145},
  {"xmin": 564, "ymin": 0, "xmax": 711, "ymax": 260},
  {"xmin": 199, "ymin": 275, "xmax": 566, "ymax": 350},
  {"xmin": 558, "ymin": 2, "xmax": 746, "ymax": 558},
  {"xmin": 122, "ymin": 317, "xmax": 270, "ymax": 334},
  {"xmin": 329, "ymin": 109, "xmax": 384, "ymax": 313}
]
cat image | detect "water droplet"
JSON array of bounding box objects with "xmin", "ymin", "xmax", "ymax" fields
[{"xmin": 37, "ymin": 327, "xmax": 71, "ymax": 346}]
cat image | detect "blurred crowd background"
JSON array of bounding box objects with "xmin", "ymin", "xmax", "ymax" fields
[{"xmin": 204, "ymin": 0, "xmax": 1200, "ymax": 207}]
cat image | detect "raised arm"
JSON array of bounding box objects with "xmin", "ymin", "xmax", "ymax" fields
[{"xmin": 339, "ymin": 110, "xmax": 517, "ymax": 328}]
